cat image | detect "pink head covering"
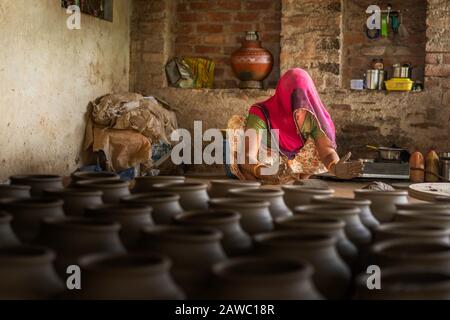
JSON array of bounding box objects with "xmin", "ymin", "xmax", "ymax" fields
[{"xmin": 249, "ymin": 68, "xmax": 336, "ymax": 158}]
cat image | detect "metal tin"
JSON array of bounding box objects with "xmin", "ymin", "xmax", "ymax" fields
[
  {"xmin": 365, "ymin": 70, "xmax": 381, "ymax": 90},
  {"xmin": 440, "ymin": 159, "xmax": 450, "ymax": 181}
]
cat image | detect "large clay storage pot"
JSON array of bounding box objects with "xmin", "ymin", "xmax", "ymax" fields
[
  {"xmin": 294, "ymin": 204, "xmax": 372, "ymax": 249},
  {"xmin": 231, "ymin": 31, "xmax": 274, "ymax": 89},
  {"xmin": 174, "ymin": 210, "xmax": 252, "ymax": 256},
  {"xmin": 133, "ymin": 176, "xmax": 186, "ymax": 193},
  {"xmin": 208, "ymin": 198, "xmax": 273, "ymax": 235},
  {"xmin": 36, "ymin": 217, "xmax": 126, "ymax": 274},
  {"xmin": 0, "ymin": 184, "xmax": 31, "ymax": 199},
  {"xmin": 138, "ymin": 225, "xmax": 227, "ymax": 299},
  {"xmin": 370, "ymin": 239, "xmax": 450, "ymax": 269},
  {"xmin": 74, "ymin": 253, "xmax": 185, "ymax": 300},
  {"xmin": 373, "ymin": 222, "xmax": 450, "ymax": 244},
  {"xmin": 0, "ymin": 198, "xmax": 65, "ymax": 243},
  {"xmin": 254, "ymin": 231, "xmax": 351, "ymax": 299},
  {"xmin": 76, "ymin": 179, "xmax": 130, "ymax": 204},
  {"xmin": 282, "ymin": 185, "xmax": 335, "ymax": 210},
  {"xmin": 354, "ymin": 189, "xmax": 408, "ymax": 223},
  {"xmin": 43, "ymin": 188, "xmax": 103, "ymax": 217},
  {"xmin": 229, "ymin": 187, "xmax": 292, "ymax": 219},
  {"xmin": 0, "ymin": 245, "xmax": 64, "ymax": 299},
  {"xmin": 209, "ymin": 180, "xmax": 261, "ymax": 198},
  {"xmin": 395, "ymin": 202, "xmax": 450, "ymax": 214},
  {"xmin": 312, "ymin": 196, "xmax": 380, "ymax": 232},
  {"xmin": 121, "ymin": 193, "xmax": 183, "ymax": 225},
  {"xmin": 85, "ymin": 204, "xmax": 154, "ymax": 249},
  {"xmin": 153, "ymin": 182, "xmax": 209, "ymax": 210},
  {"xmin": 212, "ymin": 256, "xmax": 322, "ymax": 300},
  {"xmin": 0, "ymin": 212, "xmax": 20, "ymax": 247},
  {"xmin": 355, "ymin": 267, "xmax": 450, "ymax": 300},
  {"xmin": 71, "ymin": 171, "xmax": 119, "ymax": 184},
  {"xmin": 274, "ymin": 215, "xmax": 358, "ymax": 267},
  {"xmin": 10, "ymin": 175, "xmax": 64, "ymax": 196},
  {"xmin": 395, "ymin": 211, "xmax": 450, "ymax": 228}
]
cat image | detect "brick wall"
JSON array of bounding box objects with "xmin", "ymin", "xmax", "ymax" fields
[{"xmin": 175, "ymin": 0, "xmax": 281, "ymax": 88}]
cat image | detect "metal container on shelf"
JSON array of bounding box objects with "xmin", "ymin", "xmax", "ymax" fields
[
  {"xmin": 365, "ymin": 70, "xmax": 385, "ymax": 90},
  {"xmin": 392, "ymin": 64, "xmax": 412, "ymax": 79},
  {"xmin": 439, "ymin": 152, "xmax": 450, "ymax": 181}
]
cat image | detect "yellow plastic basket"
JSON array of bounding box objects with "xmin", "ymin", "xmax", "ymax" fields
[{"xmin": 385, "ymin": 78, "xmax": 414, "ymax": 91}]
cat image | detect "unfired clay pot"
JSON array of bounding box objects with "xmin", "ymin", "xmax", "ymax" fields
[
  {"xmin": 294, "ymin": 204, "xmax": 372, "ymax": 249},
  {"xmin": 395, "ymin": 211, "xmax": 450, "ymax": 228},
  {"xmin": 153, "ymin": 182, "xmax": 209, "ymax": 210},
  {"xmin": 373, "ymin": 222, "xmax": 450, "ymax": 244},
  {"xmin": 85, "ymin": 204, "xmax": 154, "ymax": 248},
  {"xmin": 71, "ymin": 171, "xmax": 119, "ymax": 184},
  {"xmin": 212, "ymin": 256, "xmax": 322, "ymax": 300},
  {"xmin": 354, "ymin": 189, "xmax": 408, "ymax": 223},
  {"xmin": 36, "ymin": 217, "xmax": 126, "ymax": 274},
  {"xmin": 282, "ymin": 185, "xmax": 335, "ymax": 210},
  {"xmin": 208, "ymin": 198, "xmax": 273, "ymax": 235},
  {"xmin": 10, "ymin": 175, "xmax": 64, "ymax": 196},
  {"xmin": 0, "ymin": 245, "xmax": 64, "ymax": 299},
  {"xmin": 174, "ymin": 210, "xmax": 252, "ymax": 256},
  {"xmin": 0, "ymin": 212, "xmax": 20, "ymax": 247},
  {"xmin": 395, "ymin": 202, "xmax": 450, "ymax": 214},
  {"xmin": 76, "ymin": 179, "xmax": 131, "ymax": 204},
  {"xmin": 355, "ymin": 267, "xmax": 450, "ymax": 300},
  {"xmin": 209, "ymin": 180, "xmax": 261, "ymax": 198},
  {"xmin": 43, "ymin": 188, "xmax": 103, "ymax": 217},
  {"xmin": 254, "ymin": 231, "xmax": 351, "ymax": 299},
  {"xmin": 229, "ymin": 187, "xmax": 292, "ymax": 219},
  {"xmin": 74, "ymin": 253, "xmax": 185, "ymax": 300},
  {"xmin": 274, "ymin": 215, "xmax": 358, "ymax": 267},
  {"xmin": 0, "ymin": 184, "xmax": 31, "ymax": 199},
  {"xmin": 0, "ymin": 197, "xmax": 65, "ymax": 242},
  {"xmin": 369, "ymin": 239, "xmax": 450, "ymax": 269},
  {"xmin": 312, "ymin": 196, "xmax": 380, "ymax": 232},
  {"xmin": 121, "ymin": 193, "xmax": 183, "ymax": 225},
  {"xmin": 138, "ymin": 225, "xmax": 227, "ymax": 299},
  {"xmin": 133, "ymin": 176, "xmax": 186, "ymax": 193}
]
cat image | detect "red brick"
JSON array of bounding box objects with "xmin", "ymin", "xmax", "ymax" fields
[
  {"xmin": 425, "ymin": 53, "xmax": 441, "ymax": 65},
  {"xmin": 176, "ymin": 35, "xmax": 198, "ymax": 44},
  {"xmin": 197, "ymin": 24, "xmax": 223, "ymax": 33},
  {"xmin": 217, "ymin": 0, "xmax": 241, "ymax": 10},
  {"xmin": 207, "ymin": 12, "xmax": 232, "ymax": 22},
  {"xmin": 203, "ymin": 34, "xmax": 227, "ymax": 45},
  {"xmin": 262, "ymin": 22, "xmax": 281, "ymax": 32},
  {"xmin": 177, "ymin": 45, "xmax": 195, "ymax": 56},
  {"xmin": 245, "ymin": 0, "xmax": 273, "ymax": 10},
  {"xmin": 231, "ymin": 23, "xmax": 253, "ymax": 33},
  {"xmin": 177, "ymin": 23, "xmax": 194, "ymax": 34},
  {"xmin": 189, "ymin": 1, "xmax": 215, "ymax": 11},
  {"xmin": 178, "ymin": 13, "xmax": 204, "ymax": 23},
  {"xmin": 195, "ymin": 46, "xmax": 222, "ymax": 54},
  {"xmin": 177, "ymin": 3, "xmax": 188, "ymax": 12},
  {"xmin": 425, "ymin": 64, "xmax": 450, "ymax": 77},
  {"xmin": 234, "ymin": 12, "xmax": 260, "ymax": 22}
]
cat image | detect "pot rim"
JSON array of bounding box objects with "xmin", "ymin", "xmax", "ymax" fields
[
  {"xmin": 0, "ymin": 184, "xmax": 31, "ymax": 191},
  {"xmin": 374, "ymin": 222, "xmax": 450, "ymax": 238},
  {"xmin": 254, "ymin": 230, "xmax": 336, "ymax": 249},
  {"xmin": 140, "ymin": 225, "xmax": 223, "ymax": 242},
  {"xmin": 213, "ymin": 256, "xmax": 314, "ymax": 283},
  {"xmin": 228, "ymin": 187, "xmax": 284, "ymax": 198},
  {"xmin": 76, "ymin": 179, "xmax": 130, "ymax": 189},
  {"xmin": 396, "ymin": 210, "xmax": 450, "ymax": 222},
  {"xmin": 1, "ymin": 197, "xmax": 64, "ymax": 208},
  {"xmin": 153, "ymin": 182, "xmax": 208, "ymax": 192},
  {"xmin": 396, "ymin": 203, "xmax": 450, "ymax": 211},
  {"xmin": 208, "ymin": 197, "xmax": 270, "ymax": 208},
  {"xmin": 210, "ymin": 180, "xmax": 262, "ymax": 187},
  {"xmin": 135, "ymin": 176, "xmax": 186, "ymax": 181},
  {"xmin": 41, "ymin": 216, "xmax": 121, "ymax": 232},
  {"xmin": 354, "ymin": 189, "xmax": 408, "ymax": 196},
  {"xmin": 43, "ymin": 187, "xmax": 103, "ymax": 197},
  {"xmin": 85, "ymin": 203, "xmax": 153, "ymax": 216},
  {"xmin": 174, "ymin": 209, "xmax": 241, "ymax": 225},
  {"xmin": 312, "ymin": 195, "xmax": 371, "ymax": 206},
  {"xmin": 121, "ymin": 192, "xmax": 180, "ymax": 204},
  {"xmin": 282, "ymin": 185, "xmax": 335, "ymax": 195},
  {"xmin": 71, "ymin": 171, "xmax": 119, "ymax": 180},
  {"xmin": 10, "ymin": 174, "xmax": 63, "ymax": 182},
  {"xmin": 0, "ymin": 245, "xmax": 55, "ymax": 265},
  {"xmin": 372, "ymin": 239, "xmax": 450, "ymax": 260},
  {"xmin": 79, "ymin": 253, "xmax": 171, "ymax": 275},
  {"xmin": 274, "ymin": 215, "xmax": 345, "ymax": 230},
  {"xmin": 294, "ymin": 204, "xmax": 360, "ymax": 216}
]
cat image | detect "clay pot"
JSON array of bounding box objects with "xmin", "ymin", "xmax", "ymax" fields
[
  {"xmin": 208, "ymin": 198, "xmax": 273, "ymax": 235},
  {"xmin": 354, "ymin": 189, "xmax": 409, "ymax": 223},
  {"xmin": 0, "ymin": 198, "xmax": 65, "ymax": 243},
  {"xmin": 209, "ymin": 180, "xmax": 261, "ymax": 198},
  {"xmin": 0, "ymin": 184, "xmax": 31, "ymax": 199},
  {"xmin": 121, "ymin": 193, "xmax": 183, "ymax": 225},
  {"xmin": 71, "ymin": 171, "xmax": 119, "ymax": 184},
  {"xmin": 370, "ymin": 239, "xmax": 450, "ymax": 269},
  {"xmin": 174, "ymin": 210, "xmax": 252, "ymax": 256},
  {"xmin": 0, "ymin": 212, "xmax": 20, "ymax": 247},
  {"xmin": 212, "ymin": 256, "xmax": 322, "ymax": 300},
  {"xmin": 294, "ymin": 204, "xmax": 372, "ymax": 249},
  {"xmin": 36, "ymin": 217, "xmax": 126, "ymax": 274},
  {"xmin": 229, "ymin": 187, "xmax": 292, "ymax": 219},
  {"xmin": 10, "ymin": 175, "xmax": 64, "ymax": 196},
  {"xmin": 138, "ymin": 225, "xmax": 227, "ymax": 299},
  {"xmin": 231, "ymin": 31, "xmax": 274, "ymax": 89},
  {"xmin": 395, "ymin": 202, "xmax": 450, "ymax": 214},
  {"xmin": 76, "ymin": 179, "xmax": 131, "ymax": 204},
  {"xmin": 373, "ymin": 222, "xmax": 450, "ymax": 244},
  {"xmin": 0, "ymin": 245, "xmax": 64, "ymax": 299},
  {"xmin": 435, "ymin": 196, "xmax": 450, "ymax": 203},
  {"xmin": 395, "ymin": 211, "xmax": 450, "ymax": 228},
  {"xmin": 282, "ymin": 185, "xmax": 335, "ymax": 210},
  {"xmin": 312, "ymin": 196, "xmax": 380, "ymax": 232},
  {"xmin": 85, "ymin": 204, "xmax": 154, "ymax": 248},
  {"xmin": 355, "ymin": 267, "xmax": 450, "ymax": 300},
  {"xmin": 153, "ymin": 182, "xmax": 209, "ymax": 210},
  {"xmin": 274, "ymin": 215, "xmax": 358, "ymax": 267},
  {"xmin": 254, "ymin": 231, "xmax": 351, "ymax": 299},
  {"xmin": 74, "ymin": 253, "xmax": 185, "ymax": 300},
  {"xmin": 133, "ymin": 176, "xmax": 186, "ymax": 193},
  {"xmin": 43, "ymin": 188, "xmax": 103, "ymax": 217}
]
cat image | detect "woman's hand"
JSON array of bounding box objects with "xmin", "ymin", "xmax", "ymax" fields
[{"xmin": 329, "ymin": 152, "xmax": 364, "ymax": 180}]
